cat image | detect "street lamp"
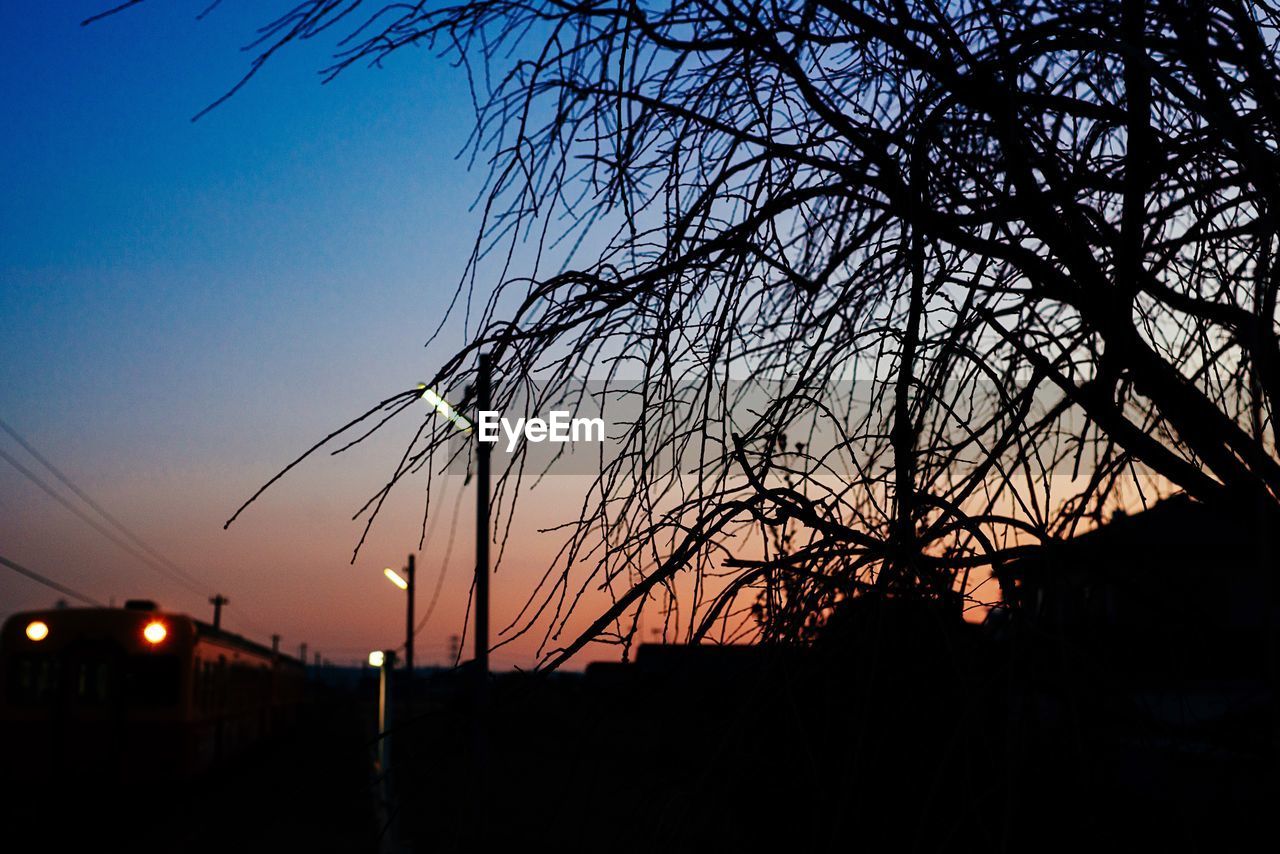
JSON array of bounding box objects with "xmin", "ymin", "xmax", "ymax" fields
[
  {"xmin": 382, "ymin": 556, "xmax": 416, "ymax": 678},
  {"xmin": 420, "ymin": 356, "xmax": 493, "ymax": 809},
  {"xmin": 414, "ymin": 376, "xmax": 488, "ymax": 684},
  {"xmin": 421, "ymin": 363, "xmax": 491, "ymax": 680},
  {"xmin": 369, "ymin": 648, "xmax": 396, "ymax": 771},
  {"xmin": 417, "ymin": 384, "xmax": 473, "ymax": 433}
]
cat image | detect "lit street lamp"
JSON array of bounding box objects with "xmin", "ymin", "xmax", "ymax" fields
[
  {"xmin": 417, "ymin": 384, "xmax": 473, "ymax": 433},
  {"xmin": 383, "ymin": 556, "xmax": 415, "ymax": 678},
  {"xmin": 415, "ymin": 361, "xmax": 492, "ymax": 802},
  {"xmin": 369, "ymin": 648, "xmax": 396, "ymax": 771},
  {"xmin": 413, "ymin": 374, "xmax": 489, "ymax": 685}
]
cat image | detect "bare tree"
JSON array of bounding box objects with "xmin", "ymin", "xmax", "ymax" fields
[{"xmin": 125, "ymin": 0, "xmax": 1280, "ymax": 666}]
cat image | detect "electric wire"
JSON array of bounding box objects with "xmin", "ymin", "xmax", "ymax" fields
[
  {"xmin": 0, "ymin": 417, "xmax": 209, "ymax": 591},
  {"xmin": 0, "ymin": 553, "xmax": 104, "ymax": 607},
  {"xmin": 0, "ymin": 420, "xmax": 274, "ymax": 639}
]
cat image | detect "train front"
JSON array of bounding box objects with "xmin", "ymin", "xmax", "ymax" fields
[{"xmin": 0, "ymin": 601, "xmax": 198, "ymax": 783}]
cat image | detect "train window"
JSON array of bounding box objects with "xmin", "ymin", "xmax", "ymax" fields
[
  {"xmin": 122, "ymin": 655, "xmax": 181, "ymax": 706},
  {"xmin": 6, "ymin": 654, "xmax": 60, "ymax": 704},
  {"xmin": 73, "ymin": 659, "xmax": 111, "ymax": 705}
]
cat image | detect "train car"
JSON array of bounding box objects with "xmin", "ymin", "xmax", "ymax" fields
[{"xmin": 0, "ymin": 599, "xmax": 303, "ymax": 782}]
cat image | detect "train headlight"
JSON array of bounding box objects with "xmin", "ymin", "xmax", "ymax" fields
[
  {"xmin": 25, "ymin": 620, "xmax": 49, "ymax": 642},
  {"xmin": 143, "ymin": 621, "xmax": 167, "ymax": 644}
]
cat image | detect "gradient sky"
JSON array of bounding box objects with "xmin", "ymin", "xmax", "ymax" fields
[{"xmin": 0, "ymin": 1, "xmax": 601, "ymax": 668}]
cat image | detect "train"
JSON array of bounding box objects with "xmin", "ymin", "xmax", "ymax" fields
[{"xmin": 0, "ymin": 599, "xmax": 304, "ymax": 781}]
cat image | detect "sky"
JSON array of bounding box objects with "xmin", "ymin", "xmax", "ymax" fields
[{"xmin": 0, "ymin": 1, "xmax": 596, "ymax": 668}]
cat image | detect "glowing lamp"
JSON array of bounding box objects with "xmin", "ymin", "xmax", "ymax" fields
[
  {"xmin": 383, "ymin": 567, "xmax": 409, "ymax": 590},
  {"xmin": 143, "ymin": 621, "xmax": 167, "ymax": 644},
  {"xmin": 417, "ymin": 384, "xmax": 473, "ymax": 433},
  {"xmin": 25, "ymin": 620, "xmax": 49, "ymax": 642},
  {"xmin": 368, "ymin": 650, "xmax": 385, "ymax": 667}
]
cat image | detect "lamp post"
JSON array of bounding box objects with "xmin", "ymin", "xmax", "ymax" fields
[
  {"xmin": 415, "ymin": 369, "xmax": 489, "ymax": 684},
  {"xmin": 475, "ymin": 353, "xmax": 490, "ymax": 688},
  {"xmin": 419, "ymin": 357, "xmax": 493, "ymax": 834},
  {"xmin": 383, "ymin": 556, "xmax": 416, "ymax": 681},
  {"xmin": 369, "ymin": 648, "xmax": 397, "ymax": 771}
]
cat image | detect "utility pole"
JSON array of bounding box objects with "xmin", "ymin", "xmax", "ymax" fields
[
  {"xmin": 271, "ymin": 634, "xmax": 280, "ymax": 655},
  {"xmin": 405, "ymin": 554, "xmax": 416, "ymax": 678},
  {"xmin": 475, "ymin": 352, "xmax": 491, "ymax": 683},
  {"xmin": 209, "ymin": 594, "xmax": 228, "ymax": 630},
  {"xmin": 300, "ymin": 642, "xmax": 307, "ymax": 664},
  {"xmin": 472, "ymin": 352, "xmax": 492, "ymax": 830}
]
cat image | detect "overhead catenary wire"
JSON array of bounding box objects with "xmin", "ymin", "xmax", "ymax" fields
[
  {"xmin": 0, "ymin": 417, "xmax": 209, "ymax": 592},
  {"xmin": 0, "ymin": 553, "xmax": 104, "ymax": 607},
  {"xmin": 0, "ymin": 444, "xmax": 209, "ymax": 597}
]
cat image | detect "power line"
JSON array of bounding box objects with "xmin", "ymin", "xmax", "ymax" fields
[
  {"xmin": 0, "ymin": 553, "xmax": 104, "ymax": 607},
  {"xmin": 0, "ymin": 419, "xmax": 278, "ymax": 641},
  {"xmin": 0, "ymin": 417, "xmax": 209, "ymax": 592},
  {"xmin": 412, "ymin": 479, "xmax": 467, "ymax": 639},
  {"xmin": 0, "ymin": 444, "xmax": 208, "ymax": 596}
]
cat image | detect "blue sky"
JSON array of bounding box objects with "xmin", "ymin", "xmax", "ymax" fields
[{"xmin": 2, "ymin": 1, "xmax": 483, "ymax": 433}]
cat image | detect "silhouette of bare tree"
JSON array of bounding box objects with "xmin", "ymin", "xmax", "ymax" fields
[{"xmin": 143, "ymin": 0, "xmax": 1280, "ymax": 665}]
